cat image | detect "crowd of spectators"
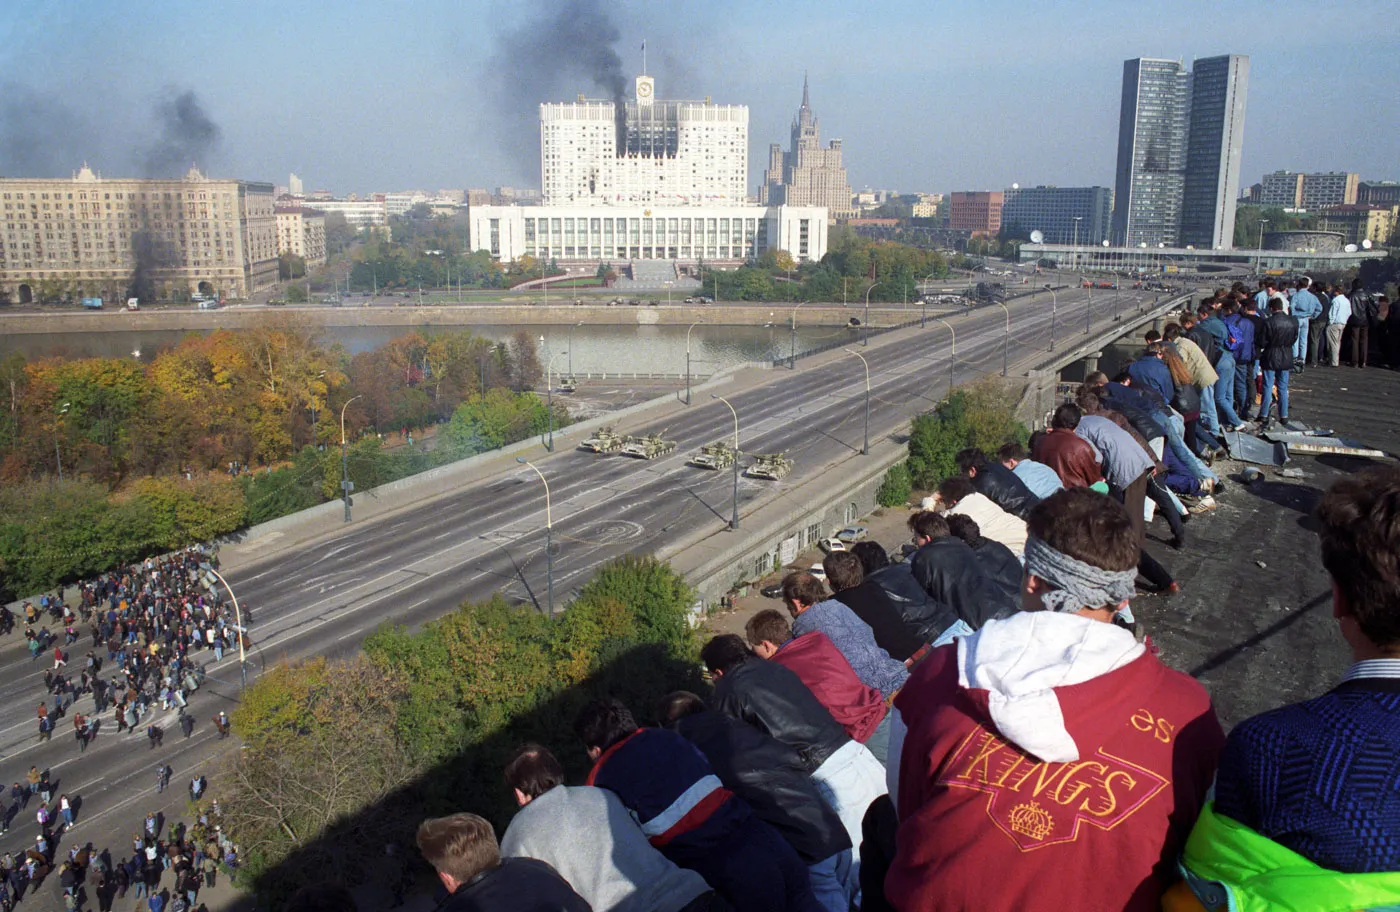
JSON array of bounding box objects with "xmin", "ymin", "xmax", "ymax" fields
[{"xmin": 403, "ymin": 361, "xmax": 1400, "ymax": 912}]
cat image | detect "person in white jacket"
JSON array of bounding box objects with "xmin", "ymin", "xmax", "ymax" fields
[{"xmin": 933, "ymin": 475, "xmax": 1027, "ymax": 558}]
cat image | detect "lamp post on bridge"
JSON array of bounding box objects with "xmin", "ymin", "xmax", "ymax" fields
[
  {"xmin": 545, "ymin": 350, "xmax": 568, "ymax": 452},
  {"xmin": 863, "ymin": 283, "xmax": 881, "ymax": 347},
  {"xmin": 711, "ymin": 394, "xmax": 741, "ymax": 530},
  {"xmin": 515, "ymin": 458, "xmax": 555, "ymax": 618},
  {"xmin": 994, "ymin": 301, "xmax": 1010, "ymax": 377},
  {"xmin": 340, "ymin": 395, "xmax": 362, "ymax": 523},
  {"xmin": 842, "ymin": 349, "xmax": 871, "ymax": 455},
  {"xmin": 685, "ymin": 321, "xmax": 703, "ymax": 404},
  {"xmin": 789, "ymin": 301, "xmax": 811, "ymax": 370},
  {"xmin": 1046, "ymin": 284, "xmax": 1058, "ymax": 351}
]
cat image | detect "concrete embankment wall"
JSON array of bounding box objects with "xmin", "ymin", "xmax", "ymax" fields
[{"xmin": 0, "ymin": 303, "xmax": 917, "ymax": 335}]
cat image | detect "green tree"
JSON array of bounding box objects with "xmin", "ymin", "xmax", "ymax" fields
[
  {"xmin": 285, "ymin": 284, "xmax": 308, "ymax": 303},
  {"xmin": 907, "ymin": 380, "xmax": 1028, "ymax": 490},
  {"xmin": 876, "ymin": 462, "xmax": 913, "ymax": 507}
]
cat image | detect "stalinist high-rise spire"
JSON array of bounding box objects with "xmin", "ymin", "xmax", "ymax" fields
[{"xmin": 760, "ymin": 75, "xmax": 853, "ymax": 220}]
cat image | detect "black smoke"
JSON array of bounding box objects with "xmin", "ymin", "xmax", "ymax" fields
[
  {"xmin": 130, "ymin": 89, "xmax": 222, "ymax": 302},
  {"xmin": 487, "ymin": 0, "xmax": 632, "ymax": 179},
  {"xmin": 142, "ymin": 89, "xmax": 222, "ymax": 178},
  {"xmin": 0, "ymin": 83, "xmax": 88, "ymax": 177}
]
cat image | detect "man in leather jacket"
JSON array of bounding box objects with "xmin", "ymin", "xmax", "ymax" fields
[
  {"xmin": 659, "ymin": 692, "xmax": 853, "ymax": 912},
  {"xmin": 848, "ymin": 541, "xmax": 960, "ymax": 647},
  {"xmin": 1258, "ymin": 297, "xmax": 1299, "ymax": 426},
  {"xmin": 701, "ymin": 635, "xmax": 887, "ymax": 891},
  {"xmin": 954, "ymin": 448, "xmax": 1040, "ymax": 520},
  {"xmin": 907, "ymin": 511, "xmax": 997, "ymax": 630}
]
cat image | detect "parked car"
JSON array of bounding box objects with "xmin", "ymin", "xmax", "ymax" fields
[
  {"xmin": 835, "ymin": 525, "xmax": 868, "ymax": 543},
  {"xmin": 808, "ymin": 562, "xmax": 828, "ymax": 582},
  {"xmin": 817, "ymin": 537, "xmax": 847, "ymax": 554},
  {"xmin": 760, "ymin": 582, "xmax": 784, "ymax": 599}
]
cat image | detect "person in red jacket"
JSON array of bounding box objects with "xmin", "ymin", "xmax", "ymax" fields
[
  {"xmin": 745, "ymin": 609, "xmax": 890, "ymax": 761},
  {"xmin": 885, "ymin": 488, "xmax": 1223, "ymax": 912}
]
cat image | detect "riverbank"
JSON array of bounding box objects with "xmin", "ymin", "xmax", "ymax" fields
[{"xmin": 0, "ymin": 300, "xmax": 942, "ymax": 335}]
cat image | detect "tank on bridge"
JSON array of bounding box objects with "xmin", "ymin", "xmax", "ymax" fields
[
  {"xmin": 689, "ymin": 441, "xmax": 738, "ymax": 470},
  {"xmin": 620, "ymin": 430, "xmax": 677, "ymax": 460},
  {"xmin": 578, "ymin": 426, "xmax": 624, "ymax": 453},
  {"xmin": 745, "ymin": 453, "xmax": 793, "ymax": 480}
]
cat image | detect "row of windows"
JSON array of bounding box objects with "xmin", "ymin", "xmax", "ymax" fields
[
  {"xmin": 525, "ymin": 245, "xmax": 757, "ymax": 260},
  {"xmin": 2, "ymin": 191, "xmax": 232, "ymax": 203}
]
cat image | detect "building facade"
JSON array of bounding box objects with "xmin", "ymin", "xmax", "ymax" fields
[
  {"xmin": 949, "ymin": 191, "xmax": 1003, "ymax": 234},
  {"xmin": 1359, "ymin": 181, "xmax": 1400, "ymax": 206},
  {"xmin": 759, "ymin": 77, "xmax": 855, "ymax": 220},
  {"xmin": 1317, "ymin": 204, "xmax": 1398, "ymax": 246},
  {"xmin": 469, "ymin": 204, "xmax": 827, "ymax": 265},
  {"xmin": 303, "ymin": 198, "xmax": 386, "ymax": 228},
  {"xmin": 1179, "ymin": 55, "xmax": 1249, "ymax": 249},
  {"xmin": 0, "ymin": 165, "xmax": 277, "ymax": 304},
  {"xmin": 275, "ymin": 206, "xmax": 327, "ymax": 268},
  {"xmin": 1257, "ymin": 170, "xmax": 1359, "ymax": 209},
  {"xmin": 1001, "ymin": 185, "xmax": 1112, "ymax": 245},
  {"xmin": 1113, "ymin": 55, "xmax": 1249, "ymax": 249},
  {"xmin": 540, "ymin": 76, "xmax": 747, "ymax": 206},
  {"xmin": 471, "ymin": 75, "xmax": 827, "ymax": 266}
]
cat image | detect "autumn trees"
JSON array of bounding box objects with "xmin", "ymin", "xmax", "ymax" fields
[{"xmin": 0, "ymin": 320, "xmax": 565, "ymax": 600}]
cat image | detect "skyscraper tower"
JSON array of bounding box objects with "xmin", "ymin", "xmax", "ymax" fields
[
  {"xmin": 1112, "ymin": 55, "xmax": 1249, "ymax": 250},
  {"xmin": 1180, "ymin": 55, "xmax": 1249, "ymax": 250},
  {"xmin": 760, "ymin": 75, "xmax": 854, "ymax": 220}
]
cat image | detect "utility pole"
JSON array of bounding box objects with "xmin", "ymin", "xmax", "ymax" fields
[
  {"xmin": 516, "ymin": 458, "xmax": 555, "ymax": 618},
  {"xmin": 863, "ymin": 283, "xmax": 881, "ymax": 347},
  {"xmin": 712, "ymin": 395, "xmax": 740, "ymax": 530},
  {"xmin": 340, "ymin": 396, "xmax": 361, "ymax": 522},
  {"xmin": 843, "ymin": 349, "xmax": 871, "ymax": 455}
]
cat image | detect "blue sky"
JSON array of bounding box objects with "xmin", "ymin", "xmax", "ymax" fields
[{"xmin": 1, "ymin": 0, "xmax": 1397, "ymax": 196}]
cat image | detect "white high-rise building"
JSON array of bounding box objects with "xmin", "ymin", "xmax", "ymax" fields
[
  {"xmin": 288, "ymin": 172, "xmax": 304, "ymax": 197},
  {"xmin": 540, "ymin": 75, "xmax": 748, "ymax": 206},
  {"xmin": 471, "ymin": 74, "xmax": 826, "ymax": 266}
]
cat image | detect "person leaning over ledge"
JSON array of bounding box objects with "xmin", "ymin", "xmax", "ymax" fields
[
  {"xmin": 1165, "ymin": 466, "xmax": 1400, "ymax": 911},
  {"xmin": 416, "ymin": 812, "xmax": 591, "ymax": 912}
]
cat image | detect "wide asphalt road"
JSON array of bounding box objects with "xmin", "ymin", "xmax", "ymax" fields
[{"xmin": 0, "ymin": 282, "xmax": 1180, "ymax": 908}]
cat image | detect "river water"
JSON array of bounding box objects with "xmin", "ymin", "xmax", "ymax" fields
[{"xmin": 0, "ymin": 322, "xmax": 863, "ymax": 376}]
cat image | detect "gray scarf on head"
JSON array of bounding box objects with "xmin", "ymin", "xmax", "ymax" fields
[{"xmin": 1023, "ymin": 535, "xmax": 1136, "ymax": 613}]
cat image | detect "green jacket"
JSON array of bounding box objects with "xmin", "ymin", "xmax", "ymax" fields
[{"xmin": 1179, "ymin": 802, "xmax": 1400, "ymax": 912}]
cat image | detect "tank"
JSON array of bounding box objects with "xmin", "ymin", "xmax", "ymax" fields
[
  {"xmin": 744, "ymin": 452, "xmax": 793, "ymax": 480},
  {"xmin": 578, "ymin": 426, "xmax": 624, "ymax": 453},
  {"xmin": 620, "ymin": 429, "xmax": 678, "ymax": 460},
  {"xmin": 689, "ymin": 441, "xmax": 737, "ymax": 470}
]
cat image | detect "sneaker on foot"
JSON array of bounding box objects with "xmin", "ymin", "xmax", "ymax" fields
[{"xmin": 1188, "ymin": 495, "xmax": 1218, "ymax": 514}]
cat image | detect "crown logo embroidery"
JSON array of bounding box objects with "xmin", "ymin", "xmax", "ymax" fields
[{"xmin": 1008, "ymin": 801, "xmax": 1055, "ymax": 841}]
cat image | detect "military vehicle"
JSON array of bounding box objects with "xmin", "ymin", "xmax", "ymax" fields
[
  {"xmin": 558, "ymin": 375, "xmax": 578, "ymax": 393},
  {"xmin": 688, "ymin": 441, "xmax": 738, "ymax": 470},
  {"xmin": 744, "ymin": 453, "xmax": 793, "ymax": 480},
  {"xmin": 578, "ymin": 426, "xmax": 624, "ymax": 453},
  {"xmin": 620, "ymin": 429, "xmax": 678, "ymax": 460}
]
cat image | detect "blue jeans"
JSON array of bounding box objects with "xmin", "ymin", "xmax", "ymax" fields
[
  {"xmin": 808, "ymin": 848, "xmax": 855, "ymax": 912},
  {"xmin": 1234, "ymin": 359, "xmax": 1257, "ymax": 418},
  {"xmin": 863, "ymin": 712, "xmax": 891, "ymax": 766},
  {"xmin": 1213, "ymin": 352, "xmax": 1244, "ymax": 427},
  {"xmin": 1261, "ymin": 369, "xmax": 1290, "ymax": 420},
  {"xmin": 1293, "ymin": 318, "xmax": 1310, "ymax": 362},
  {"xmin": 1199, "ymin": 384, "xmax": 1221, "ymax": 435}
]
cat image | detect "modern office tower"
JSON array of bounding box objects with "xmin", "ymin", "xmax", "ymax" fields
[
  {"xmin": 1180, "ymin": 55, "xmax": 1249, "ymax": 249},
  {"xmin": 760, "ymin": 76, "xmax": 855, "ymax": 220},
  {"xmin": 948, "ymin": 191, "xmax": 1004, "ymax": 234},
  {"xmin": 1001, "ymin": 185, "xmax": 1113, "ymax": 245},
  {"xmin": 1112, "ymin": 55, "xmax": 1249, "ymax": 249}
]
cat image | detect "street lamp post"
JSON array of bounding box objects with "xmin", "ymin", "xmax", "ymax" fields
[
  {"xmin": 545, "ymin": 350, "xmax": 568, "ymax": 451},
  {"xmin": 994, "ymin": 301, "xmax": 1011, "ymax": 377},
  {"xmin": 515, "ymin": 458, "xmax": 555, "ymax": 618},
  {"xmin": 1046, "ymin": 285, "xmax": 1058, "ymax": 351},
  {"xmin": 711, "ymin": 394, "xmax": 740, "ymax": 530},
  {"xmin": 201, "ymin": 565, "xmax": 249, "ymax": 690},
  {"xmin": 789, "ymin": 301, "xmax": 810, "ymax": 370},
  {"xmin": 922, "ymin": 271, "xmax": 937, "ymax": 327},
  {"xmin": 843, "ymin": 349, "xmax": 871, "ymax": 455},
  {"xmin": 1257, "ymin": 219, "xmax": 1269, "ymax": 274},
  {"xmin": 567, "ymin": 322, "xmax": 583, "ymax": 376},
  {"xmin": 1085, "ymin": 280, "xmax": 1093, "ymax": 335},
  {"xmin": 340, "ymin": 395, "xmax": 362, "ymax": 522},
  {"xmin": 1072, "ymin": 217, "xmax": 1082, "ymax": 270},
  {"xmin": 935, "ymin": 318, "xmax": 957, "ymax": 395},
  {"xmin": 863, "ymin": 283, "xmax": 881, "ymax": 347},
  {"xmin": 685, "ymin": 321, "xmax": 702, "ymax": 405},
  {"xmin": 54, "ymin": 402, "xmax": 70, "ymax": 481}
]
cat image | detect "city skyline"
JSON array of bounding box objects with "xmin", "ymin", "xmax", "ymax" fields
[{"xmin": 1, "ymin": 0, "xmax": 1397, "ymax": 197}]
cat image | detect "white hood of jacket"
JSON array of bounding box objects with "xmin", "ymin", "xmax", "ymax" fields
[{"xmin": 956, "ymin": 611, "xmax": 1144, "ymax": 763}]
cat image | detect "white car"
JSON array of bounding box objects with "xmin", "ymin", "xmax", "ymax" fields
[
  {"xmin": 817, "ymin": 537, "xmax": 846, "ymax": 554},
  {"xmin": 835, "ymin": 525, "xmax": 868, "ymax": 543},
  {"xmin": 808, "ymin": 562, "xmax": 828, "ymax": 582}
]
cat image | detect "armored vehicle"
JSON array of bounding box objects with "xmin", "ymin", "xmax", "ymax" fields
[
  {"xmin": 620, "ymin": 430, "xmax": 678, "ymax": 460},
  {"xmin": 689, "ymin": 441, "xmax": 738, "ymax": 470},
  {"xmin": 744, "ymin": 453, "xmax": 793, "ymax": 480},
  {"xmin": 578, "ymin": 426, "xmax": 624, "ymax": 453},
  {"xmin": 558, "ymin": 375, "xmax": 578, "ymax": 393}
]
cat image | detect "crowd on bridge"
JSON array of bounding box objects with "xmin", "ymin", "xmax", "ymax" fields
[
  {"xmin": 392, "ymin": 343, "xmax": 1400, "ymax": 910},
  {"xmin": 0, "ymin": 546, "xmax": 245, "ymax": 909}
]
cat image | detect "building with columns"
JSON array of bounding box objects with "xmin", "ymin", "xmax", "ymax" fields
[
  {"xmin": 471, "ymin": 75, "xmax": 828, "ymax": 266},
  {"xmin": 760, "ymin": 76, "xmax": 855, "ymax": 220},
  {"xmin": 0, "ymin": 165, "xmax": 277, "ymax": 304}
]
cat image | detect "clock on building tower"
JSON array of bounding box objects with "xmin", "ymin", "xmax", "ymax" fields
[{"xmin": 635, "ymin": 76, "xmax": 655, "ymax": 105}]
